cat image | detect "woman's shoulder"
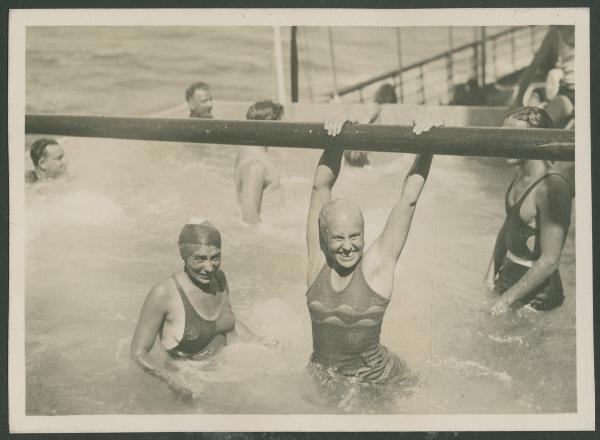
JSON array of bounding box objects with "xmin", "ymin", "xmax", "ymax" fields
[
  {"xmin": 149, "ymin": 274, "xmax": 179, "ymax": 300},
  {"xmin": 535, "ymin": 173, "xmax": 572, "ymax": 205}
]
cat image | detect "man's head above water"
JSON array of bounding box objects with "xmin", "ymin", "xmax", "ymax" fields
[
  {"xmin": 318, "ymin": 198, "xmax": 365, "ymax": 272},
  {"xmin": 29, "ymin": 138, "xmax": 68, "ymax": 180},
  {"xmin": 186, "ymin": 81, "xmax": 213, "ymax": 118}
]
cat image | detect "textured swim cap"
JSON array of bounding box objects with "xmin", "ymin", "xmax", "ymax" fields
[{"xmin": 178, "ymin": 220, "xmax": 221, "ymax": 259}]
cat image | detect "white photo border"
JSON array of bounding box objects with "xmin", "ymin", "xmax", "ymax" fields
[{"xmin": 8, "ymin": 7, "xmax": 594, "ymax": 433}]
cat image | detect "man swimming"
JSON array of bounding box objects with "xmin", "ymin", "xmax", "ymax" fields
[
  {"xmin": 26, "ymin": 138, "xmax": 68, "ymax": 184},
  {"xmin": 186, "ymin": 81, "xmax": 214, "ymax": 119},
  {"xmin": 234, "ymin": 100, "xmax": 283, "ymax": 224},
  {"xmin": 485, "ymin": 107, "xmax": 572, "ymax": 315},
  {"xmin": 305, "ymin": 119, "xmax": 436, "ymax": 384},
  {"xmin": 130, "ymin": 219, "xmax": 273, "ymax": 400}
]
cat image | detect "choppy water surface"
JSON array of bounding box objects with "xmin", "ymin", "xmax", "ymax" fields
[{"xmin": 24, "ymin": 26, "xmax": 576, "ymax": 415}]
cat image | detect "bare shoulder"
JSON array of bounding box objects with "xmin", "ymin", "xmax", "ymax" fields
[
  {"xmin": 536, "ymin": 174, "xmax": 572, "ymax": 222},
  {"xmin": 536, "ymin": 174, "xmax": 571, "ymax": 203},
  {"xmin": 146, "ymin": 277, "xmax": 176, "ymax": 308}
]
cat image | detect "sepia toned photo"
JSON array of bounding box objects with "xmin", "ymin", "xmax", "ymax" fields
[{"xmin": 8, "ymin": 7, "xmax": 594, "ymax": 432}]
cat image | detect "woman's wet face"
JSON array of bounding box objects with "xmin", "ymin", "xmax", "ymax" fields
[
  {"xmin": 322, "ymin": 214, "xmax": 365, "ymax": 270},
  {"xmin": 185, "ymin": 245, "xmax": 221, "ymax": 285}
]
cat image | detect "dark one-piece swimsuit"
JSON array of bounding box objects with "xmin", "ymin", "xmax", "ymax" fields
[
  {"xmin": 306, "ymin": 261, "xmax": 401, "ymax": 384},
  {"xmin": 495, "ymin": 173, "xmax": 569, "ymax": 311},
  {"xmin": 165, "ymin": 274, "xmax": 235, "ymax": 359}
]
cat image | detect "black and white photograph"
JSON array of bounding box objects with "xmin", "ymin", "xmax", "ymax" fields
[{"xmin": 8, "ymin": 7, "xmax": 594, "ymax": 432}]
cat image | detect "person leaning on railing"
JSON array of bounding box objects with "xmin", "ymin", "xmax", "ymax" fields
[{"xmin": 512, "ymin": 26, "xmax": 575, "ymax": 129}]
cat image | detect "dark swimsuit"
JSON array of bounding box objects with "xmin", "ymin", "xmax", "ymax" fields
[
  {"xmin": 166, "ymin": 274, "xmax": 235, "ymax": 359},
  {"xmin": 495, "ymin": 173, "xmax": 569, "ymax": 311},
  {"xmin": 307, "ymin": 261, "xmax": 400, "ymax": 384}
]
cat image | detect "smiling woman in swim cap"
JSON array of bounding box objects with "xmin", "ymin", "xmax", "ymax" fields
[
  {"xmin": 130, "ymin": 219, "xmax": 274, "ymax": 401},
  {"xmin": 305, "ymin": 118, "xmax": 437, "ymax": 385}
]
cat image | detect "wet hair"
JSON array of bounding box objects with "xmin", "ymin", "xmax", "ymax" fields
[
  {"xmin": 185, "ymin": 82, "xmax": 211, "ymax": 102},
  {"xmin": 504, "ymin": 106, "xmax": 554, "ymax": 129},
  {"xmin": 178, "ymin": 220, "xmax": 221, "ymax": 260},
  {"xmin": 246, "ymin": 100, "xmax": 284, "ymax": 121},
  {"xmin": 374, "ymin": 83, "xmax": 398, "ymax": 104},
  {"xmin": 343, "ymin": 151, "xmax": 370, "ymax": 167},
  {"xmin": 29, "ymin": 138, "xmax": 58, "ymax": 167}
]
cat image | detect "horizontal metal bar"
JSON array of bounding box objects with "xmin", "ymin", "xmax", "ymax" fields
[{"xmin": 25, "ymin": 114, "xmax": 574, "ymax": 161}]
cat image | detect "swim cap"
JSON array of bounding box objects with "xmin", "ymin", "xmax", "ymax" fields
[{"xmin": 178, "ymin": 219, "xmax": 221, "ymax": 259}]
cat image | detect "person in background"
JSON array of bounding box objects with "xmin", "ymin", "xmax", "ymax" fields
[
  {"xmin": 26, "ymin": 138, "xmax": 68, "ymax": 184},
  {"xmin": 186, "ymin": 81, "xmax": 214, "ymax": 119},
  {"xmin": 343, "ymin": 83, "xmax": 398, "ymax": 168},
  {"xmin": 234, "ymin": 100, "xmax": 283, "ymax": 224},
  {"xmin": 130, "ymin": 220, "xmax": 275, "ymax": 400},
  {"xmin": 484, "ymin": 107, "xmax": 572, "ymax": 316},
  {"xmin": 512, "ymin": 26, "xmax": 575, "ymax": 129}
]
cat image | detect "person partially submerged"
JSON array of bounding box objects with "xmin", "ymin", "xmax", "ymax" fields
[
  {"xmin": 26, "ymin": 138, "xmax": 68, "ymax": 184},
  {"xmin": 130, "ymin": 219, "xmax": 274, "ymax": 399},
  {"xmin": 343, "ymin": 83, "xmax": 398, "ymax": 168},
  {"xmin": 485, "ymin": 107, "xmax": 572, "ymax": 315},
  {"xmin": 186, "ymin": 81, "xmax": 214, "ymax": 119},
  {"xmin": 305, "ymin": 118, "xmax": 437, "ymax": 384},
  {"xmin": 234, "ymin": 100, "xmax": 283, "ymax": 224}
]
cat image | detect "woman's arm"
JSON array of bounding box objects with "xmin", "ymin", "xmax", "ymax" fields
[
  {"xmin": 490, "ymin": 177, "xmax": 571, "ymax": 315},
  {"xmin": 130, "ymin": 285, "xmax": 193, "ymax": 400},
  {"xmin": 484, "ymin": 220, "xmax": 508, "ymax": 290},
  {"xmin": 306, "ymin": 136, "xmax": 344, "ymax": 286},
  {"xmin": 362, "ymin": 153, "xmax": 433, "ymax": 297},
  {"xmin": 361, "ymin": 121, "xmax": 440, "ymax": 297}
]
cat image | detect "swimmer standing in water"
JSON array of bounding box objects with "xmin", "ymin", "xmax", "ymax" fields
[
  {"xmin": 234, "ymin": 100, "xmax": 283, "ymax": 224},
  {"xmin": 130, "ymin": 220, "xmax": 274, "ymax": 400},
  {"xmin": 26, "ymin": 138, "xmax": 68, "ymax": 184},
  {"xmin": 485, "ymin": 107, "xmax": 572, "ymax": 315},
  {"xmin": 305, "ymin": 118, "xmax": 438, "ymax": 384}
]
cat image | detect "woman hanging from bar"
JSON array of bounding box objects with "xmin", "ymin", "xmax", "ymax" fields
[
  {"xmin": 484, "ymin": 107, "xmax": 572, "ymax": 315},
  {"xmin": 130, "ymin": 219, "xmax": 276, "ymax": 401},
  {"xmin": 234, "ymin": 100, "xmax": 284, "ymax": 224},
  {"xmin": 305, "ymin": 118, "xmax": 438, "ymax": 385}
]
